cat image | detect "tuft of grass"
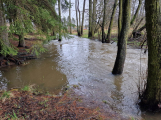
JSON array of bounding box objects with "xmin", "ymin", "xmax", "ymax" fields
[
  {"xmin": 1, "ymin": 91, "xmax": 11, "ymax": 98},
  {"xmin": 22, "ymin": 86, "xmax": 29, "ymax": 91},
  {"xmin": 0, "ymin": 91, "xmax": 14, "ymax": 103},
  {"xmin": 10, "ymin": 110, "xmax": 18, "ymax": 120},
  {"xmin": 22, "ymin": 84, "xmax": 36, "ymax": 92},
  {"xmin": 102, "ymin": 100, "xmax": 108, "ymax": 104}
]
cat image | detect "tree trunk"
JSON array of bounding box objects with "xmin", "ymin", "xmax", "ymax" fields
[
  {"xmin": 17, "ymin": 5, "xmax": 25, "ymax": 47},
  {"xmin": 118, "ymin": 0, "xmax": 123, "ymax": 40},
  {"xmin": 88, "ymin": 0, "xmax": 92, "ymax": 38},
  {"xmin": 102, "ymin": 0, "xmax": 107, "ymax": 43},
  {"xmin": 58, "ymin": 0, "xmax": 62, "ymax": 41},
  {"xmin": 129, "ymin": 17, "xmax": 144, "ymax": 39},
  {"xmin": 69, "ymin": 0, "xmax": 72, "ymax": 34},
  {"xmin": 18, "ymin": 34, "xmax": 25, "ymax": 47},
  {"xmin": 0, "ymin": 9, "xmax": 9, "ymax": 52},
  {"xmin": 130, "ymin": 0, "xmax": 142, "ymax": 26},
  {"xmin": 132, "ymin": 24, "xmax": 145, "ymax": 38},
  {"xmin": 78, "ymin": 9, "xmax": 81, "ymax": 36},
  {"xmin": 141, "ymin": 0, "xmax": 161, "ymax": 109},
  {"xmin": 112, "ymin": 0, "xmax": 131, "ymax": 74},
  {"xmin": 81, "ymin": 0, "xmax": 86, "ymax": 36},
  {"xmin": 92, "ymin": 0, "xmax": 96, "ymax": 37},
  {"xmin": 75, "ymin": 0, "xmax": 80, "ymax": 36},
  {"xmin": 106, "ymin": 0, "xmax": 118, "ymax": 43}
]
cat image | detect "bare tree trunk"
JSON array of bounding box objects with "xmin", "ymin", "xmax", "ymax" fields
[
  {"xmin": 88, "ymin": 0, "xmax": 92, "ymax": 38},
  {"xmin": 92, "ymin": 0, "xmax": 96, "ymax": 37},
  {"xmin": 81, "ymin": 0, "xmax": 86, "ymax": 36},
  {"xmin": 118, "ymin": 0, "xmax": 123, "ymax": 40},
  {"xmin": 69, "ymin": 0, "xmax": 72, "ymax": 34},
  {"xmin": 58, "ymin": 0, "xmax": 62, "ymax": 41},
  {"xmin": 78, "ymin": 9, "xmax": 81, "ymax": 36},
  {"xmin": 140, "ymin": 0, "xmax": 161, "ymax": 109},
  {"xmin": 75, "ymin": 0, "xmax": 80, "ymax": 36},
  {"xmin": 106, "ymin": 0, "xmax": 118, "ymax": 43},
  {"xmin": 130, "ymin": 0, "xmax": 142, "ymax": 26},
  {"xmin": 129, "ymin": 17, "xmax": 144, "ymax": 39},
  {"xmin": 17, "ymin": 3, "xmax": 25, "ymax": 47},
  {"xmin": 112, "ymin": 0, "xmax": 131, "ymax": 74},
  {"xmin": 102, "ymin": 0, "xmax": 107, "ymax": 43},
  {"xmin": 132, "ymin": 24, "xmax": 145, "ymax": 38},
  {"xmin": 18, "ymin": 34, "xmax": 25, "ymax": 47}
]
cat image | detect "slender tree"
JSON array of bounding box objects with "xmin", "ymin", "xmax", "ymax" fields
[
  {"xmin": 88, "ymin": 0, "xmax": 92, "ymax": 38},
  {"xmin": 92, "ymin": 0, "xmax": 97, "ymax": 37},
  {"xmin": 102, "ymin": 0, "xmax": 107, "ymax": 43},
  {"xmin": 112, "ymin": 0, "xmax": 131, "ymax": 74},
  {"xmin": 106, "ymin": 0, "xmax": 118, "ymax": 43},
  {"xmin": 130, "ymin": 0, "xmax": 142, "ymax": 26},
  {"xmin": 141, "ymin": 0, "xmax": 161, "ymax": 109},
  {"xmin": 69, "ymin": 0, "xmax": 72, "ymax": 34},
  {"xmin": 81, "ymin": 0, "xmax": 86, "ymax": 36},
  {"xmin": 58, "ymin": 0, "xmax": 62, "ymax": 41},
  {"xmin": 118, "ymin": 0, "xmax": 123, "ymax": 40},
  {"xmin": 75, "ymin": 0, "xmax": 81, "ymax": 36}
]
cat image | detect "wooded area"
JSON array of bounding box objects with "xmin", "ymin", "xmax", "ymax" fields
[{"xmin": 0, "ymin": 0, "xmax": 161, "ymax": 118}]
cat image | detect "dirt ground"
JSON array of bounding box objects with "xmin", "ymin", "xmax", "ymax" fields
[{"xmin": 0, "ymin": 88, "xmax": 128, "ymax": 120}]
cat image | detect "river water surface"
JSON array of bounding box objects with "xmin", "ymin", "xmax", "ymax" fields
[{"xmin": 0, "ymin": 36, "xmax": 160, "ymax": 119}]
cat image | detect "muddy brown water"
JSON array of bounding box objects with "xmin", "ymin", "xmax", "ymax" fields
[{"xmin": 0, "ymin": 36, "xmax": 160, "ymax": 119}]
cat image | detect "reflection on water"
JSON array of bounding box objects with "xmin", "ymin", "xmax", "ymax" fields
[{"xmin": 0, "ymin": 35, "xmax": 158, "ymax": 119}]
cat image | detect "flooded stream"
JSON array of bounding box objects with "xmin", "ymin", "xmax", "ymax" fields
[{"xmin": 0, "ymin": 36, "xmax": 160, "ymax": 119}]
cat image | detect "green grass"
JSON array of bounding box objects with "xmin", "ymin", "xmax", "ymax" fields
[
  {"xmin": 1, "ymin": 91, "xmax": 11, "ymax": 99},
  {"xmin": 72, "ymin": 28, "xmax": 118, "ymax": 39},
  {"xmin": 22, "ymin": 86, "xmax": 30, "ymax": 91}
]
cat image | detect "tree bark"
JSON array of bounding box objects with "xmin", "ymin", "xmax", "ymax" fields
[
  {"xmin": 88, "ymin": 0, "xmax": 92, "ymax": 38},
  {"xmin": 118, "ymin": 0, "xmax": 123, "ymax": 40},
  {"xmin": 16, "ymin": 2, "xmax": 25, "ymax": 47},
  {"xmin": 129, "ymin": 17, "xmax": 144, "ymax": 39},
  {"xmin": 18, "ymin": 34, "xmax": 25, "ymax": 47},
  {"xmin": 75, "ymin": 0, "xmax": 80, "ymax": 36},
  {"xmin": 112, "ymin": 0, "xmax": 131, "ymax": 74},
  {"xmin": 132, "ymin": 24, "xmax": 145, "ymax": 38},
  {"xmin": 81, "ymin": 0, "xmax": 86, "ymax": 36},
  {"xmin": 102, "ymin": 0, "xmax": 107, "ymax": 43},
  {"xmin": 78, "ymin": 9, "xmax": 81, "ymax": 36},
  {"xmin": 58, "ymin": 0, "xmax": 62, "ymax": 41},
  {"xmin": 141, "ymin": 0, "xmax": 161, "ymax": 109},
  {"xmin": 69, "ymin": 0, "xmax": 72, "ymax": 34},
  {"xmin": 106, "ymin": 0, "xmax": 118, "ymax": 43},
  {"xmin": 92, "ymin": 0, "xmax": 96, "ymax": 37}
]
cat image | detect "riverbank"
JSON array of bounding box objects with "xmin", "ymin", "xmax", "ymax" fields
[{"xmin": 0, "ymin": 86, "xmax": 128, "ymax": 120}]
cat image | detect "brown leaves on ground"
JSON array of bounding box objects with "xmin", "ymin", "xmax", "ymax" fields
[{"xmin": 0, "ymin": 90, "xmax": 106, "ymax": 120}]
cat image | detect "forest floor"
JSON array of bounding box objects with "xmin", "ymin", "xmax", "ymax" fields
[
  {"xmin": 0, "ymin": 86, "xmax": 130, "ymax": 120},
  {"xmin": 0, "ymin": 34, "xmax": 40, "ymax": 68}
]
